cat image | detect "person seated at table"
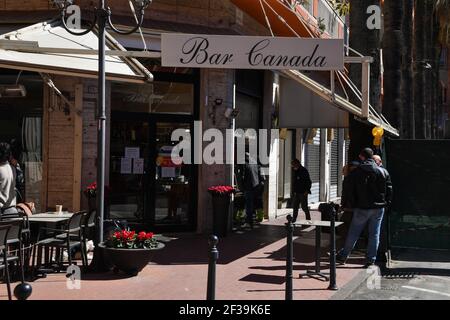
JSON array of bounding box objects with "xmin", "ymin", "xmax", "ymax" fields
[{"xmin": 0, "ymin": 142, "xmax": 18, "ymax": 219}]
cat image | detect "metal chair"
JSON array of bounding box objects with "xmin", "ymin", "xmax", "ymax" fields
[
  {"xmin": 0, "ymin": 220, "xmax": 25, "ymax": 284},
  {"xmin": 80, "ymin": 210, "xmax": 96, "ymax": 266},
  {"xmin": 0, "ymin": 224, "xmax": 12, "ymax": 300},
  {"xmin": 33, "ymin": 211, "xmax": 87, "ymax": 272}
]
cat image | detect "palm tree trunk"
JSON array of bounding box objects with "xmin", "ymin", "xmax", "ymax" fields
[
  {"xmin": 413, "ymin": 0, "xmax": 427, "ymax": 139},
  {"xmin": 382, "ymin": 1, "xmax": 404, "ymax": 136},
  {"xmin": 424, "ymin": 0, "xmax": 434, "ymax": 139},
  {"xmin": 402, "ymin": 0, "xmax": 414, "ymax": 139},
  {"xmin": 348, "ymin": 0, "xmax": 382, "ymax": 160}
]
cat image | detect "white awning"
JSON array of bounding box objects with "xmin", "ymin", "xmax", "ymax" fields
[
  {"xmin": 0, "ymin": 20, "xmax": 153, "ymax": 83},
  {"xmin": 279, "ymin": 69, "xmax": 399, "ymax": 136}
]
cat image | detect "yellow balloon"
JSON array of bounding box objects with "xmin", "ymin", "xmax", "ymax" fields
[{"xmin": 372, "ymin": 127, "xmax": 384, "ymax": 138}]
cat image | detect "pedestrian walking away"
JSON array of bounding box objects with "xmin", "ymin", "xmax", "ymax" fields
[{"xmin": 291, "ymin": 158, "xmax": 312, "ymax": 222}]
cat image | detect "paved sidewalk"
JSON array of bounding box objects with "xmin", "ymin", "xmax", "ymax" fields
[{"xmin": 0, "ymin": 212, "xmax": 367, "ymax": 300}]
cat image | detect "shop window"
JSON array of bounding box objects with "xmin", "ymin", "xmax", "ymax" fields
[{"xmin": 111, "ymin": 81, "xmax": 194, "ymax": 114}]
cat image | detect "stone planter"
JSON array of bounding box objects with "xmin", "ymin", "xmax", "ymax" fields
[{"xmin": 98, "ymin": 242, "xmax": 165, "ymax": 276}]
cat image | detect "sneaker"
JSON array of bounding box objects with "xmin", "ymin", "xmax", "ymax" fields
[
  {"xmin": 363, "ymin": 261, "xmax": 376, "ymax": 268},
  {"xmin": 241, "ymin": 223, "xmax": 253, "ymax": 229}
]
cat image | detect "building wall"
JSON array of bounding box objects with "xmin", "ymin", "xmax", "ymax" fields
[{"xmin": 197, "ymin": 68, "xmax": 234, "ymax": 233}]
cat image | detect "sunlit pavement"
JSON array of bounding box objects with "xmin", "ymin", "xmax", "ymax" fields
[{"xmin": 1, "ymin": 212, "xmax": 367, "ymax": 300}]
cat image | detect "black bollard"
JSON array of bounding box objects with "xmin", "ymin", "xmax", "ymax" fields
[
  {"xmin": 206, "ymin": 235, "xmax": 219, "ymax": 300},
  {"xmin": 285, "ymin": 215, "xmax": 294, "ymax": 300},
  {"xmin": 328, "ymin": 203, "xmax": 338, "ymax": 290},
  {"xmin": 14, "ymin": 283, "xmax": 32, "ymax": 300}
]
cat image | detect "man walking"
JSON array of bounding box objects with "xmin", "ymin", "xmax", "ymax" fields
[
  {"xmin": 0, "ymin": 142, "xmax": 18, "ymax": 218},
  {"xmin": 291, "ymin": 159, "xmax": 312, "ymax": 222},
  {"xmin": 337, "ymin": 148, "xmax": 392, "ymax": 267}
]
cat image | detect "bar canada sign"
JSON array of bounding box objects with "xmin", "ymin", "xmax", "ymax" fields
[{"xmin": 161, "ymin": 33, "xmax": 344, "ymax": 71}]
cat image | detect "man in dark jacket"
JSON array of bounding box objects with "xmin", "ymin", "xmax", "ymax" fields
[
  {"xmin": 291, "ymin": 159, "xmax": 312, "ymax": 222},
  {"xmin": 236, "ymin": 152, "xmax": 264, "ymax": 228},
  {"xmin": 337, "ymin": 148, "xmax": 392, "ymax": 267}
]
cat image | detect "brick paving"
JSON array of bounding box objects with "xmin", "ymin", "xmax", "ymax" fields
[{"xmin": 0, "ymin": 211, "xmax": 367, "ymax": 300}]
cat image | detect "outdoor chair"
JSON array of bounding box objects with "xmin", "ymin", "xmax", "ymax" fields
[
  {"xmin": 0, "ymin": 220, "xmax": 25, "ymax": 284},
  {"xmin": 80, "ymin": 210, "xmax": 96, "ymax": 266},
  {"xmin": 32, "ymin": 211, "xmax": 87, "ymax": 272},
  {"xmin": 1, "ymin": 211, "xmax": 32, "ymax": 278},
  {"xmin": 0, "ymin": 224, "xmax": 12, "ymax": 300}
]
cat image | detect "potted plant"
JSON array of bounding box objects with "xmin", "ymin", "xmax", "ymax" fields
[
  {"xmin": 83, "ymin": 182, "xmax": 110, "ymax": 217},
  {"xmin": 99, "ymin": 230, "xmax": 165, "ymax": 276},
  {"xmin": 83, "ymin": 182, "xmax": 98, "ymax": 213},
  {"xmin": 208, "ymin": 185, "xmax": 235, "ymax": 237}
]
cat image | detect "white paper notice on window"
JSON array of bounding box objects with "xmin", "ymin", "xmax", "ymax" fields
[
  {"xmin": 120, "ymin": 157, "xmax": 132, "ymax": 174},
  {"xmin": 133, "ymin": 158, "xmax": 144, "ymax": 174},
  {"xmin": 161, "ymin": 167, "xmax": 176, "ymax": 178},
  {"xmin": 125, "ymin": 147, "xmax": 140, "ymax": 159}
]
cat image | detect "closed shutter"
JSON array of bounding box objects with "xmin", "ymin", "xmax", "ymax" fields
[
  {"xmin": 305, "ymin": 129, "xmax": 320, "ymax": 204},
  {"xmin": 344, "ymin": 139, "xmax": 350, "ymax": 164},
  {"xmin": 329, "ymin": 131, "xmax": 339, "ymax": 199}
]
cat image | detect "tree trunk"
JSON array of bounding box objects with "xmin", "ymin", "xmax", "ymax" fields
[
  {"xmin": 424, "ymin": 0, "xmax": 434, "ymax": 139},
  {"xmin": 348, "ymin": 0, "xmax": 382, "ymax": 160},
  {"xmin": 401, "ymin": 0, "xmax": 414, "ymax": 139},
  {"xmin": 413, "ymin": 0, "xmax": 427, "ymax": 139},
  {"xmin": 431, "ymin": 6, "xmax": 442, "ymax": 139},
  {"xmin": 382, "ymin": 1, "xmax": 404, "ymax": 136}
]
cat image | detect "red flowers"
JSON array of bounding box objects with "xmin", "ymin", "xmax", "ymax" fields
[
  {"xmin": 208, "ymin": 185, "xmax": 235, "ymax": 196},
  {"xmin": 109, "ymin": 229, "xmax": 157, "ymax": 249},
  {"xmin": 83, "ymin": 182, "xmax": 110, "ymax": 198}
]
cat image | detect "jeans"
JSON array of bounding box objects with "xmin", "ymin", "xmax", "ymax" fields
[
  {"xmin": 339, "ymin": 208, "xmax": 385, "ymax": 262},
  {"xmin": 244, "ymin": 189, "xmax": 257, "ymax": 225},
  {"xmin": 292, "ymin": 192, "xmax": 311, "ymax": 221}
]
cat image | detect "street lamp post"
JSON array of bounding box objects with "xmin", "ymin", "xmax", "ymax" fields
[{"xmin": 54, "ymin": 0, "xmax": 152, "ymax": 270}]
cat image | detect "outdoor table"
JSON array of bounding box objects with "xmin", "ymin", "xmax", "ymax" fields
[
  {"xmin": 294, "ymin": 220, "xmax": 343, "ymax": 281},
  {"xmin": 27, "ymin": 212, "xmax": 74, "ymax": 277},
  {"xmin": 28, "ymin": 212, "xmax": 73, "ymax": 223}
]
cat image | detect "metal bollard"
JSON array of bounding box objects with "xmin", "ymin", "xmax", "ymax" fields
[
  {"xmin": 14, "ymin": 283, "xmax": 32, "ymax": 300},
  {"xmin": 207, "ymin": 235, "xmax": 219, "ymax": 300},
  {"xmin": 328, "ymin": 203, "xmax": 338, "ymax": 290},
  {"xmin": 285, "ymin": 215, "xmax": 294, "ymax": 300}
]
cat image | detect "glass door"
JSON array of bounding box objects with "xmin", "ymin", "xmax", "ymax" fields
[
  {"xmin": 109, "ymin": 120, "xmax": 150, "ymax": 223},
  {"xmin": 149, "ymin": 121, "xmax": 194, "ymax": 228}
]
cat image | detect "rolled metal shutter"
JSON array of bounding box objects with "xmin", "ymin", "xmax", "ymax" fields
[
  {"xmin": 305, "ymin": 129, "xmax": 320, "ymax": 204},
  {"xmin": 329, "ymin": 132, "xmax": 339, "ymax": 199},
  {"xmin": 344, "ymin": 139, "xmax": 350, "ymax": 164}
]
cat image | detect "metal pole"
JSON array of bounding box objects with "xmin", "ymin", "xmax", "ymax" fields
[
  {"xmin": 328, "ymin": 203, "xmax": 338, "ymax": 290},
  {"xmin": 207, "ymin": 235, "xmax": 219, "ymax": 300},
  {"xmin": 285, "ymin": 215, "xmax": 294, "ymax": 300},
  {"xmin": 96, "ymin": 0, "xmax": 106, "ymax": 245}
]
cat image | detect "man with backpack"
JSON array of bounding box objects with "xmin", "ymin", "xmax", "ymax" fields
[{"xmin": 336, "ymin": 148, "xmax": 392, "ymax": 268}]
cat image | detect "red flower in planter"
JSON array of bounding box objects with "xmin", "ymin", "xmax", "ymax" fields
[
  {"xmin": 208, "ymin": 185, "xmax": 235, "ymax": 196},
  {"xmin": 108, "ymin": 229, "xmax": 158, "ymax": 249},
  {"xmin": 83, "ymin": 182, "xmax": 110, "ymax": 198}
]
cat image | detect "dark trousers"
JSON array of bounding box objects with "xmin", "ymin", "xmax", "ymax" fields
[
  {"xmin": 292, "ymin": 192, "xmax": 311, "ymax": 221},
  {"xmin": 244, "ymin": 188, "xmax": 257, "ymax": 225}
]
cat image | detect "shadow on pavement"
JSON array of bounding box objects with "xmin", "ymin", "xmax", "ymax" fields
[{"xmin": 150, "ymin": 223, "xmax": 291, "ymax": 265}]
